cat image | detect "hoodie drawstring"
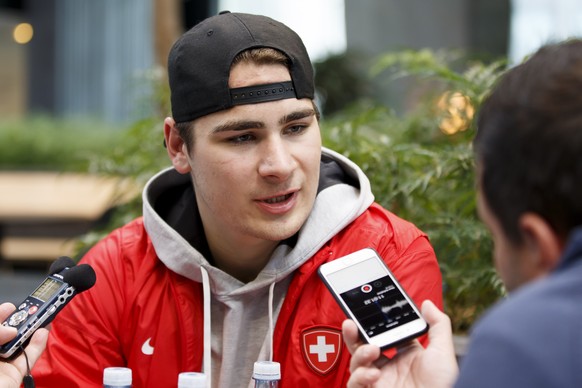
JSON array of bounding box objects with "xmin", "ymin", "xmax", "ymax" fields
[
  {"xmin": 268, "ymin": 281, "xmax": 276, "ymax": 362},
  {"xmin": 199, "ymin": 267, "xmax": 277, "ymax": 385},
  {"xmin": 200, "ymin": 266, "xmax": 211, "ymax": 387}
]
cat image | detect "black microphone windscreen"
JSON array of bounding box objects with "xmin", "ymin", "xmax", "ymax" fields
[
  {"xmin": 62, "ymin": 264, "xmax": 96, "ymax": 292},
  {"xmin": 49, "ymin": 256, "xmax": 76, "ymax": 275}
]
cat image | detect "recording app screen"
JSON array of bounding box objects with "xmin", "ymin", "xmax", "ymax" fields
[{"xmin": 340, "ymin": 274, "xmax": 419, "ymax": 337}]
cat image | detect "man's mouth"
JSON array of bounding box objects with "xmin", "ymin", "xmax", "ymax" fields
[
  {"xmin": 256, "ymin": 191, "xmax": 298, "ymax": 214},
  {"xmin": 263, "ymin": 193, "xmax": 293, "ymax": 204}
]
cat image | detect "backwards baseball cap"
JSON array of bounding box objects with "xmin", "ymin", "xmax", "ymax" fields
[{"xmin": 168, "ymin": 11, "xmax": 315, "ymax": 123}]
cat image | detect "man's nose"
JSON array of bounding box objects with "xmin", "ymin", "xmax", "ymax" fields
[{"xmin": 257, "ymin": 137, "xmax": 297, "ymax": 180}]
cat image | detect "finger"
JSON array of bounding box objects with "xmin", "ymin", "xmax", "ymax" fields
[
  {"xmin": 0, "ymin": 303, "xmax": 16, "ymax": 321},
  {"xmin": 1, "ymin": 328, "xmax": 50, "ymax": 383},
  {"xmin": 0, "ymin": 325, "xmax": 18, "ymax": 344},
  {"xmin": 342, "ymin": 319, "xmax": 364, "ymax": 355},
  {"xmin": 23, "ymin": 328, "xmax": 49, "ymax": 367},
  {"xmin": 0, "ymin": 303, "xmax": 18, "ymax": 344},
  {"xmin": 349, "ymin": 344, "xmax": 381, "ymax": 374},
  {"xmin": 421, "ymin": 300, "xmax": 456, "ymax": 357},
  {"xmin": 347, "ymin": 366, "xmax": 381, "ymax": 388}
]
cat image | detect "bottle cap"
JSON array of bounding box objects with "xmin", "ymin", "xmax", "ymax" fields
[
  {"xmin": 103, "ymin": 367, "xmax": 132, "ymax": 386},
  {"xmin": 252, "ymin": 361, "xmax": 281, "ymax": 381},
  {"xmin": 178, "ymin": 372, "xmax": 207, "ymax": 388}
]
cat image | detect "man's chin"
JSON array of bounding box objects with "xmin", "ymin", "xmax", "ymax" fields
[{"xmin": 254, "ymin": 218, "xmax": 306, "ymax": 242}]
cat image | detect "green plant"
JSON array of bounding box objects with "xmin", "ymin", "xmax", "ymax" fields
[
  {"xmin": 75, "ymin": 74, "xmax": 172, "ymax": 249},
  {"xmin": 84, "ymin": 48, "xmax": 509, "ymax": 333},
  {"xmin": 321, "ymin": 48, "xmax": 508, "ymax": 332},
  {"xmin": 313, "ymin": 50, "xmax": 374, "ymax": 115},
  {"xmin": 0, "ymin": 116, "xmax": 123, "ymax": 171}
]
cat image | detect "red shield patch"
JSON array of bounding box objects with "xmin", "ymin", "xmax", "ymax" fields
[{"xmin": 301, "ymin": 326, "xmax": 342, "ymax": 375}]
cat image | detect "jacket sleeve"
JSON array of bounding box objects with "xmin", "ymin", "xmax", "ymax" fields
[{"xmin": 32, "ymin": 231, "xmax": 130, "ymax": 387}]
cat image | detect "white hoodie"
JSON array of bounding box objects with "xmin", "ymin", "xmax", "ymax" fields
[{"xmin": 142, "ymin": 147, "xmax": 374, "ymax": 387}]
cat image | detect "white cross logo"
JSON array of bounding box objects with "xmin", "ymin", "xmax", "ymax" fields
[{"xmin": 309, "ymin": 335, "xmax": 335, "ymax": 362}]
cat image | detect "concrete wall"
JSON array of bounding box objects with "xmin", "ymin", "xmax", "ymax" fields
[
  {"xmin": 346, "ymin": 0, "xmax": 470, "ymax": 53},
  {"xmin": 344, "ymin": 0, "xmax": 509, "ymax": 112},
  {"xmin": 0, "ymin": 12, "xmax": 26, "ymax": 118}
]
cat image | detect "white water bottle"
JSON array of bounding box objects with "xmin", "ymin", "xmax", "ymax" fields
[
  {"xmin": 252, "ymin": 361, "xmax": 280, "ymax": 388},
  {"xmin": 103, "ymin": 367, "xmax": 132, "ymax": 388},
  {"xmin": 178, "ymin": 372, "xmax": 207, "ymax": 388}
]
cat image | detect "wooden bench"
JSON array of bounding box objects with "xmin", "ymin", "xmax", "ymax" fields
[{"xmin": 0, "ymin": 171, "xmax": 138, "ymax": 264}]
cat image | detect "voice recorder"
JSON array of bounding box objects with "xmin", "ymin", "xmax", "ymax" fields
[{"xmin": 0, "ymin": 257, "xmax": 96, "ymax": 359}]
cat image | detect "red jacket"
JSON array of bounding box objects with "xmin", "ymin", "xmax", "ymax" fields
[{"xmin": 33, "ymin": 203, "xmax": 442, "ymax": 387}]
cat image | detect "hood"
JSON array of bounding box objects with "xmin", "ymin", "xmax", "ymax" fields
[
  {"xmin": 142, "ymin": 146, "xmax": 374, "ymax": 294},
  {"xmin": 142, "ymin": 146, "xmax": 374, "ymax": 385}
]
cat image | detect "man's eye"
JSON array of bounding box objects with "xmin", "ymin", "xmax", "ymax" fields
[
  {"xmin": 286, "ymin": 125, "xmax": 307, "ymax": 135},
  {"xmin": 228, "ymin": 133, "xmax": 255, "ymax": 144}
]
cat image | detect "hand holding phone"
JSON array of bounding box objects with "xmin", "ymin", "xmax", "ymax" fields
[{"xmin": 318, "ymin": 248, "xmax": 428, "ymax": 350}]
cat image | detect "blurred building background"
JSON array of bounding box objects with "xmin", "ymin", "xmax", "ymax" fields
[
  {"xmin": 2, "ymin": 0, "xmax": 201, "ymax": 122},
  {"xmin": 1, "ymin": 0, "xmax": 582, "ymax": 302},
  {"xmin": 2, "ymin": 0, "xmax": 582, "ymax": 122}
]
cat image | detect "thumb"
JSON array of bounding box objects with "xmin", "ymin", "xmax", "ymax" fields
[{"xmin": 421, "ymin": 300, "xmax": 455, "ymax": 357}]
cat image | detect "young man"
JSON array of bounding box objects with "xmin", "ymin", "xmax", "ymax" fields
[
  {"xmin": 31, "ymin": 12, "xmax": 442, "ymax": 387},
  {"xmin": 344, "ymin": 39, "xmax": 582, "ymax": 388}
]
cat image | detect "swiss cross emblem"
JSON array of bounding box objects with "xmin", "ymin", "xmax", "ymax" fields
[{"xmin": 301, "ymin": 326, "xmax": 342, "ymax": 375}]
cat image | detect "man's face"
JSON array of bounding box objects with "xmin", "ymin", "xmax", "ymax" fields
[
  {"xmin": 184, "ymin": 61, "xmax": 322, "ymax": 248},
  {"xmin": 476, "ymin": 182, "xmax": 539, "ymax": 292}
]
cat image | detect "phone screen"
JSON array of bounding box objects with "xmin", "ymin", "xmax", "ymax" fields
[{"xmin": 325, "ymin": 256, "xmax": 420, "ymax": 338}]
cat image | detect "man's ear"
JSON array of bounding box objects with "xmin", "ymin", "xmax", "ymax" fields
[
  {"xmin": 519, "ymin": 213, "xmax": 563, "ymax": 273},
  {"xmin": 164, "ymin": 117, "xmax": 191, "ymax": 174}
]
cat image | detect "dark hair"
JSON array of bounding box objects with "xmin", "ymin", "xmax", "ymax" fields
[{"xmin": 474, "ymin": 39, "xmax": 582, "ymax": 244}]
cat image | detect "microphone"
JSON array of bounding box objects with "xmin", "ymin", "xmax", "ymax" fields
[
  {"xmin": 0, "ymin": 257, "xmax": 97, "ymax": 359},
  {"xmin": 49, "ymin": 256, "xmax": 77, "ymax": 275},
  {"xmin": 62, "ymin": 264, "xmax": 97, "ymax": 292},
  {"xmin": 48, "ymin": 256, "xmax": 96, "ymax": 292}
]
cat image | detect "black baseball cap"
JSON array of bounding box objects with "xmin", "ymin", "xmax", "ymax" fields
[{"xmin": 168, "ymin": 11, "xmax": 315, "ymax": 123}]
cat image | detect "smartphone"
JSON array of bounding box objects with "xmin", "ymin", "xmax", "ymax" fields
[
  {"xmin": 0, "ymin": 260, "xmax": 95, "ymax": 359},
  {"xmin": 318, "ymin": 247, "xmax": 428, "ymax": 349}
]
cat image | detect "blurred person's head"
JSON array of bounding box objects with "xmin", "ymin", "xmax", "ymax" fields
[{"xmin": 474, "ymin": 39, "xmax": 582, "ymax": 291}]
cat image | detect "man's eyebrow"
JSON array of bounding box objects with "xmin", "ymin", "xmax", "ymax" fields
[
  {"xmin": 210, "ymin": 108, "xmax": 315, "ymax": 134},
  {"xmin": 211, "ymin": 120, "xmax": 265, "ymax": 134},
  {"xmin": 279, "ymin": 108, "xmax": 316, "ymax": 125}
]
